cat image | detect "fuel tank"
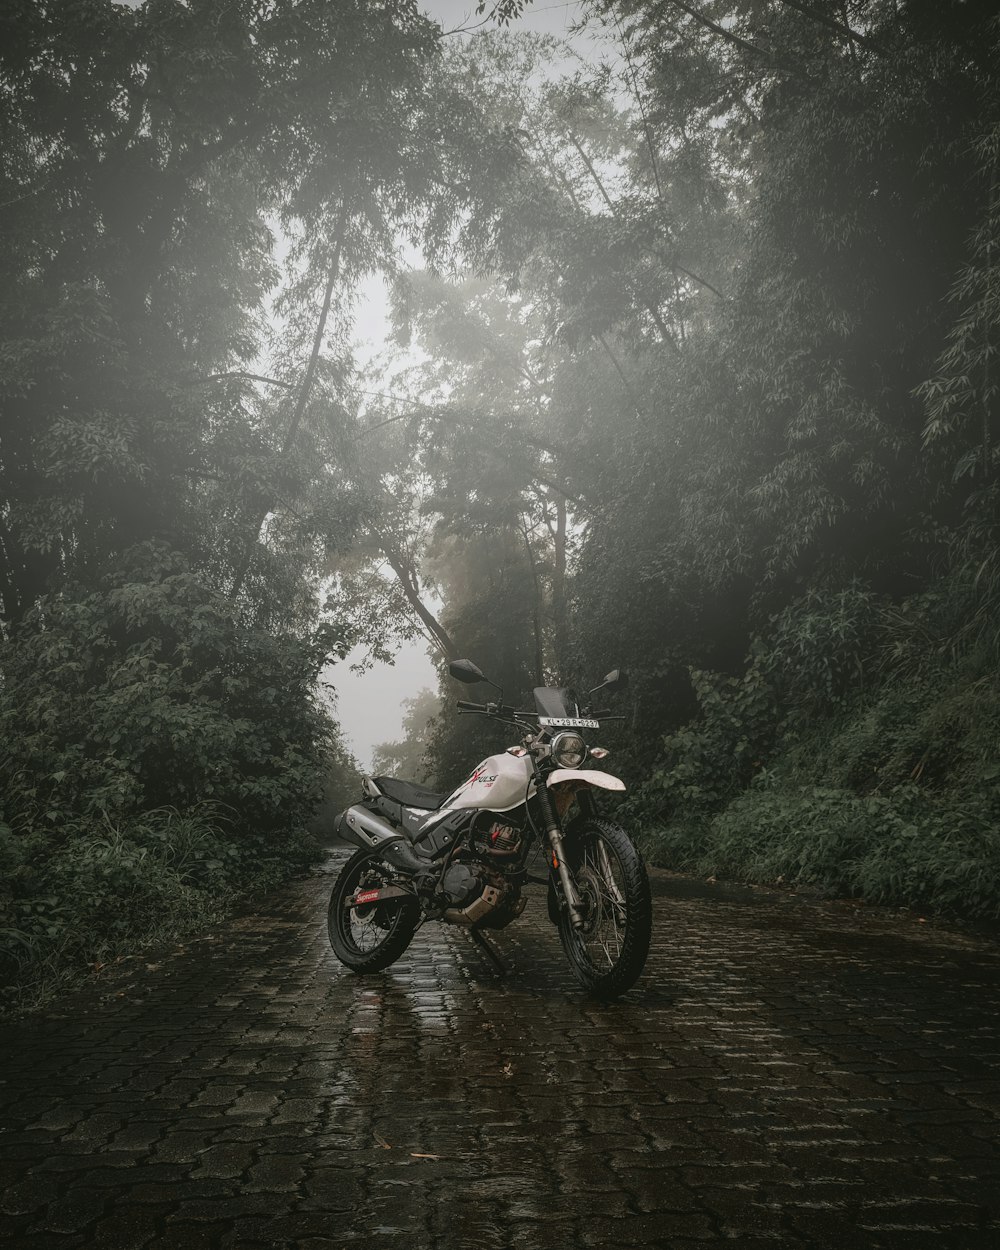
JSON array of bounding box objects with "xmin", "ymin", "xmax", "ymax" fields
[{"xmin": 440, "ymin": 752, "xmax": 535, "ymax": 814}]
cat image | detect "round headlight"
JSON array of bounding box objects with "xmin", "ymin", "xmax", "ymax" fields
[{"xmin": 551, "ymin": 731, "xmax": 587, "ymax": 769}]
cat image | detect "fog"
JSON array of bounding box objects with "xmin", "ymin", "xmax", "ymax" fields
[{"xmin": 327, "ymin": 0, "xmax": 586, "ymax": 775}]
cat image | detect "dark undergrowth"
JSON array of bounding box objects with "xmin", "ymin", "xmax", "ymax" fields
[
  {"xmin": 0, "ymin": 546, "xmax": 345, "ymax": 1017},
  {"xmin": 0, "ymin": 807, "xmax": 322, "ymax": 1017},
  {"xmin": 633, "ymin": 552, "xmax": 1000, "ymax": 921}
]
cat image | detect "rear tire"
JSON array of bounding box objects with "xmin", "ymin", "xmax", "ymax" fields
[
  {"xmin": 327, "ymin": 847, "xmax": 419, "ymax": 973},
  {"xmin": 557, "ymin": 819, "xmax": 652, "ymax": 999}
]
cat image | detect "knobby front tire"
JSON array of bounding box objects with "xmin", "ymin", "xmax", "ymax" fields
[
  {"xmin": 557, "ymin": 819, "xmax": 652, "ymax": 999},
  {"xmin": 327, "ymin": 846, "xmax": 419, "ymax": 974}
]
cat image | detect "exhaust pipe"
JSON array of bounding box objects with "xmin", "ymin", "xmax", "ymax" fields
[{"xmin": 335, "ymin": 804, "xmax": 427, "ymax": 876}]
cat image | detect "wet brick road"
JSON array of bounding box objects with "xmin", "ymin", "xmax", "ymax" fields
[{"xmin": 2, "ymin": 851, "xmax": 1000, "ymax": 1249}]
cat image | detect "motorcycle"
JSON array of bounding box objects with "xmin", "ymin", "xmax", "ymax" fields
[{"xmin": 327, "ymin": 659, "xmax": 652, "ymax": 998}]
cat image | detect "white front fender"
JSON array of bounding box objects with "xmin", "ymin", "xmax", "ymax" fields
[{"xmin": 547, "ymin": 768, "xmax": 626, "ymax": 793}]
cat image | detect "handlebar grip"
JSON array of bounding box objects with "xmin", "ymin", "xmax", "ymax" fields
[{"xmin": 456, "ymin": 699, "xmax": 486, "ymax": 711}]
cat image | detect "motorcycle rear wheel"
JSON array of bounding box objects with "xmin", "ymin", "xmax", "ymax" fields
[
  {"xmin": 557, "ymin": 819, "xmax": 652, "ymax": 999},
  {"xmin": 327, "ymin": 846, "xmax": 419, "ymax": 973}
]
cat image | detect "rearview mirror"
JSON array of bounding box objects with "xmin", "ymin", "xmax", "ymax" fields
[
  {"xmin": 590, "ymin": 668, "xmax": 629, "ymax": 699},
  {"xmin": 603, "ymin": 668, "xmax": 629, "ymax": 694},
  {"xmin": 448, "ymin": 659, "xmax": 487, "ymax": 685}
]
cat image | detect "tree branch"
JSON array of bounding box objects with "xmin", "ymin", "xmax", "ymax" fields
[
  {"xmin": 185, "ymin": 372, "xmax": 295, "ymax": 390},
  {"xmin": 665, "ymin": 0, "xmax": 796, "ymax": 72},
  {"xmin": 776, "ymin": 0, "xmax": 872, "ymax": 47},
  {"xmin": 382, "ymin": 547, "xmax": 457, "ymax": 660},
  {"xmin": 282, "ymin": 198, "xmax": 351, "ymax": 456},
  {"xmin": 230, "ymin": 195, "xmax": 351, "ymax": 600}
]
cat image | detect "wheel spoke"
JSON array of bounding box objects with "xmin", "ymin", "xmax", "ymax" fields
[
  {"xmin": 574, "ymin": 833, "xmax": 629, "ymax": 973},
  {"xmin": 328, "ymin": 848, "xmax": 419, "ymax": 974},
  {"xmin": 339, "ymin": 862, "xmax": 405, "ymax": 953},
  {"xmin": 556, "ymin": 819, "xmax": 651, "ymax": 998}
]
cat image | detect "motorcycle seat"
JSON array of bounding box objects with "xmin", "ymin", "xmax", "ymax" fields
[{"xmin": 372, "ymin": 776, "xmax": 448, "ymax": 810}]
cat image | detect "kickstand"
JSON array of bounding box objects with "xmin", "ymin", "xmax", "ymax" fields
[{"xmin": 468, "ymin": 928, "xmax": 507, "ymax": 977}]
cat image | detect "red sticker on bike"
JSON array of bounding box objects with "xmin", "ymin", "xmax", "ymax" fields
[{"xmin": 354, "ymin": 888, "xmax": 381, "ymax": 905}]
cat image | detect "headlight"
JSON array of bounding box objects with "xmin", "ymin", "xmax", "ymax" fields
[{"xmin": 551, "ymin": 731, "xmax": 587, "ymax": 768}]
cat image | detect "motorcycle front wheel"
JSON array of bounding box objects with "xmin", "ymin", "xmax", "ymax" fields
[
  {"xmin": 557, "ymin": 819, "xmax": 652, "ymax": 999},
  {"xmin": 327, "ymin": 846, "xmax": 419, "ymax": 973}
]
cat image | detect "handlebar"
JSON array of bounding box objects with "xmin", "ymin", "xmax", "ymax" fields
[
  {"xmin": 456, "ymin": 699, "xmax": 531, "ymax": 719},
  {"xmin": 456, "ymin": 699, "xmax": 624, "ymax": 722}
]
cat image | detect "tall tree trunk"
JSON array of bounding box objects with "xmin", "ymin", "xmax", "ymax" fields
[
  {"xmin": 520, "ymin": 517, "xmax": 545, "ymax": 686},
  {"xmin": 383, "ymin": 546, "xmax": 457, "ymax": 660},
  {"xmin": 551, "ymin": 492, "xmax": 568, "ymax": 676},
  {"xmin": 230, "ymin": 197, "xmax": 351, "ymax": 600}
]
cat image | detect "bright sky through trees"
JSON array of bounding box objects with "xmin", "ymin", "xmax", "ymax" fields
[{"xmin": 331, "ymin": 0, "xmax": 595, "ymax": 772}]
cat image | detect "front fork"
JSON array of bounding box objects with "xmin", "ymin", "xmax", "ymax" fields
[{"xmin": 534, "ymin": 766, "xmax": 587, "ymax": 929}]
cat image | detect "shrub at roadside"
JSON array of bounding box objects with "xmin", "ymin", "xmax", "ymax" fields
[
  {"xmin": 638, "ymin": 569, "xmax": 1000, "ymax": 918},
  {"xmin": 0, "ymin": 544, "xmax": 336, "ymax": 1009},
  {"xmin": 707, "ymin": 785, "xmax": 1000, "ymax": 917}
]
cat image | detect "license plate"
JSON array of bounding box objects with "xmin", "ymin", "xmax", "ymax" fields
[{"xmin": 538, "ymin": 717, "xmax": 600, "ymax": 729}]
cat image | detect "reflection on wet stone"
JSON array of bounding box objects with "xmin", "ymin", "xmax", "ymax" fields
[{"xmin": 1, "ymin": 851, "xmax": 1000, "ymax": 1246}]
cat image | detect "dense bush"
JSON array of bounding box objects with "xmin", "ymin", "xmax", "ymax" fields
[
  {"xmin": 761, "ymin": 585, "xmax": 880, "ymax": 717},
  {"xmin": 642, "ymin": 585, "xmax": 877, "ymax": 814},
  {"xmin": 307, "ymin": 729, "xmax": 364, "ymax": 842},
  {"xmin": 648, "ymin": 665, "xmax": 776, "ymax": 810},
  {"xmin": 701, "ymin": 783, "xmax": 1000, "ymax": 917},
  {"xmin": 1, "ymin": 544, "xmax": 334, "ymax": 834},
  {"xmin": 640, "ymin": 557, "xmax": 1000, "ymax": 919},
  {"xmin": 0, "ymin": 543, "xmax": 336, "ymax": 1008},
  {"xmin": 0, "ymin": 806, "xmax": 320, "ymax": 1012}
]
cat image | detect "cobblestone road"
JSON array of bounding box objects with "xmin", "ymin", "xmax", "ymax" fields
[{"xmin": 2, "ymin": 852, "xmax": 1000, "ymax": 1249}]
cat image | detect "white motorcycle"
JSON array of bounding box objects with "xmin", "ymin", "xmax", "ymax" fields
[{"xmin": 327, "ymin": 659, "xmax": 651, "ymax": 998}]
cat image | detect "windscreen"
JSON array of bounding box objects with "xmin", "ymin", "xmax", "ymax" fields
[{"xmin": 533, "ymin": 687, "xmax": 579, "ymax": 718}]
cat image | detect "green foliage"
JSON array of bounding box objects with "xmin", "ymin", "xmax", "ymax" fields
[
  {"xmin": 650, "ymin": 665, "xmax": 776, "ymax": 810},
  {"xmin": 640, "ymin": 585, "xmax": 877, "ymax": 812},
  {"xmin": 669, "ymin": 782, "xmax": 1000, "ymax": 920},
  {"xmin": 0, "ymin": 543, "xmax": 334, "ymax": 835},
  {"xmin": 0, "ymin": 542, "xmax": 335, "ymax": 1008},
  {"xmin": 918, "ymin": 115, "xmax": 1000, "ymax": 488},
  {"xmin": 372, "ymin": 687, "xmax": 442, "ymax": 781},
  {"xmin": 640, "ymin": 550, "xmax": 1000, "ymax": 917},
  {"xmin": 308, "ymin": 727, "xmax": 363, "ymax": 842},
  {"xmin": 0, "ymin": 806, "xmax": 318, "ymax": 1012},
  {"xmin": 761, "ymin": 584, "xmax": 880, "ymax": 716}
]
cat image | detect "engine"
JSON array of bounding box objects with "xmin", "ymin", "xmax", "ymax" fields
[
  {"xmin": 438, "ymin": 861, "xmax": 483, "ymax": 908},
  {"xmin": 440, "ymin": 825, "xmax": 530, "ymax": 925},
  {"xmin": 469, "ymin": 813, "xmax": 524, "ymax": 859}
]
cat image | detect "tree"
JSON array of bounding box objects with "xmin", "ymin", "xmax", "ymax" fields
[
  {"xmin": 371, "ymin": 687, "xmax": 442, "ymax": 780},
  {"xmin": 0, "ymin": 0, "xmax": 485, "ymax": 631},
  {"xmin": 0, "ymin": 0, "xmax": 528, "ymax": 991}
]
